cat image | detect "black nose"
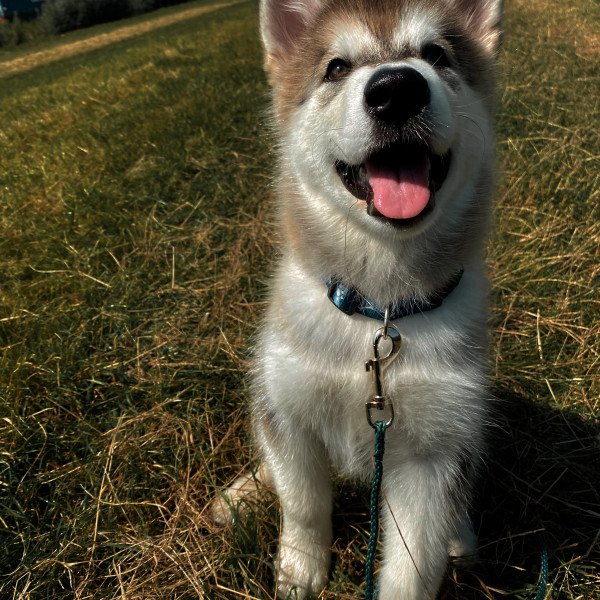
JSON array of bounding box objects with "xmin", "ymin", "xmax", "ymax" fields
[{"xmin": 364, "ymin": 67, "xmax": 430, "ymax": 124}]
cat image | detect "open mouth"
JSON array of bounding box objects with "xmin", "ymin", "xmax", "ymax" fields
[{"xmin": 335, "ymin": 144, "xmax": 451, "ymax": 225}]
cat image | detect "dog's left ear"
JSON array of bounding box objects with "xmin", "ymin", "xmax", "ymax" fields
[{"xmin": 454, "ymin": 0, "xmax": 503, "ymax": 55}]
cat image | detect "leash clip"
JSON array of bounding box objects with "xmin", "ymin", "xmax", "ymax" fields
[{"xmin": 365, "ymin": 321, "xmax": 401, "ymax": 428}]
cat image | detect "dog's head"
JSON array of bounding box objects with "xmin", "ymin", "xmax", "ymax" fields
[{"xmin": 260, "ymin": 0, "xmax": 502, "ymax": 240}]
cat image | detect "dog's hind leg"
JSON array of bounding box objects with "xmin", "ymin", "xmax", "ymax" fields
[
  {"xmin": 210, "ymin": 463, "xmax": 273, "ymax": 527},
  {"xmin": 448, "ymin": 513, "xmax": 478, "ymax": 561}
]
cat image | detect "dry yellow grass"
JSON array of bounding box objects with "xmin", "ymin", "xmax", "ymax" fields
[{"xmin": 0, "ymin": 0, "xmax": 597, "ymax": 598}]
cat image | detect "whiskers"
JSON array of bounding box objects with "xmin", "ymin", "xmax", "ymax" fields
[
  {"xmin": 310, "ymin": 126, "xmax": 348, "ymax": 167},
  {"xmin": 457, "ymin": 112, "xmax": 488, "ymax": 155}
]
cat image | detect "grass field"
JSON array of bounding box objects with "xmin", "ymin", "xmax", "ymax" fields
[{"xmin": 0, "ymin": 0, "xmax": 598, "ymax": 598}]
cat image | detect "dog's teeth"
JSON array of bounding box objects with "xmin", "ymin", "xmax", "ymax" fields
[{"xmin": 358, "ymin": 165, "xmax": 367, "ymax": 181}]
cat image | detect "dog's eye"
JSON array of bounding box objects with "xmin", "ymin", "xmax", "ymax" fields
[
  {"xmin": 421, "ymin": 43, "xmax": 451, "ymax": 68},
  {"xmin": 325, "ymin": 58, "xmax": 351, "ymax": 81}
]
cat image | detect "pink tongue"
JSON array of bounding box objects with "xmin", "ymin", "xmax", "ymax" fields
[{"xmin": 367, "ymin": 159, "xmax": 431, "ymax": 220}]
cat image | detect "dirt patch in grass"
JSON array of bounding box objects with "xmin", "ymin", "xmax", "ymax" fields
[{"xmin": 0, "ymin": 0, "xmax": 246, "ymax": 78}]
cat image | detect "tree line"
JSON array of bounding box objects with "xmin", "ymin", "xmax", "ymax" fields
[{"xmin": 0, "ymin": 0, "xmax": 195, "ymax": 47}]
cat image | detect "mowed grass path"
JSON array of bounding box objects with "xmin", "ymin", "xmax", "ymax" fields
[
  {"xmin": 0, "ymin": 0, "xmax": 598, "ymax": 598},
  {"xmin": 0, "ymin": 0, "xmax": 244, "ymax": 77}
]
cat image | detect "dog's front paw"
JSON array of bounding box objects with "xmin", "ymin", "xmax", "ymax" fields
[{"xmin": 276, "ymin": 537, "xmax": 329, "ymax": 599}]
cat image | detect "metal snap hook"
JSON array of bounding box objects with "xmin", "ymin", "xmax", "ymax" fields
[
  {"xmin": 365, "ymin": 324, "xmax": 402, "ymax": 429},
  {"xmin": 373, "ymin": 324, "xmax": 401, "ymax": 362}
]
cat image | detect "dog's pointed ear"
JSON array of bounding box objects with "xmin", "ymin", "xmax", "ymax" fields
[
  {"xmin": 453, "ymin": 0, "xmax": 503, "ymax": 55},
  {"xmin": 259, "ymin": 0, "xmax": 322, "ymax": 75}
]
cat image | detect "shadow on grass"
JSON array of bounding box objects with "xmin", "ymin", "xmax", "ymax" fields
[
  {"xmin": 462, "ymin": 389, "xmax": 599, "ymax": 600},
  {"xmin": 329, "ymin": 390, "xmax": 599, "ymax": 599}
]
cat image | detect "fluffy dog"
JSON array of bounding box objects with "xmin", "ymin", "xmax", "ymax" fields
[{"xmin": 212, "ymin": 1, "xmax": 502, "ymax": 598}]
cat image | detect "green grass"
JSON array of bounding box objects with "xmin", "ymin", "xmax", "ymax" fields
[{"xmin": 0, "ymin": 0, "xmax": 598, "ymax": 598}]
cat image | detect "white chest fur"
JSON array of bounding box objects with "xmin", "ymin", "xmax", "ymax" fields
[{"xmin": 254, "ymin": 256, "xmax": 490, "ymax": 481}]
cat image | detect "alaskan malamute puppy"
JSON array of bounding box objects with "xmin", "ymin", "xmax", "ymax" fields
[{"xmin": 213, "ymin": 1, "xmax": 502, "ymax": 598}]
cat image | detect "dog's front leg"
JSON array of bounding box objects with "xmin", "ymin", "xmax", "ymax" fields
[
  {"xmin": 377, "ymin": 456, "xmax": 464, "ymax": 600},
  {"xmin": 256, "ymin": 415, "xmax": 332, "ymax": 599}
]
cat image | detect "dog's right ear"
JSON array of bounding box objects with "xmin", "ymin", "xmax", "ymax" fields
[
  {"xmin": 452, "ymin": 0, "xmax": 503, "ymax": 55},
  {"xmin": 259, "ymin": 0, "xmax": 321, "ymax": 79}
]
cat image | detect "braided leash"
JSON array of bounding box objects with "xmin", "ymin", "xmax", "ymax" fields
[
  {"xmin": 362, "ymin": 317, "xmax": 549, "ymax": 600},
  {"xmin": 363, "ymin": 313, "xmax": 399, "ymax": 600},
  {"xmin": 535, "ymin": 547, "xmax": 549, "ymax": 600},
  {"xmin": 364, "ymin": 420, "xmax": 387, "ymax": 600},
  {"xmin": 364, "ymin": 425, "xmax": 550, "ymax": 600}
]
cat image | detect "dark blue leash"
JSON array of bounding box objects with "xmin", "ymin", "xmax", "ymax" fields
[
  {"xmin": 346, "ymin": 278, "xmax": 549, "ymax": 600},
  {"xmin": 364, "ymin": 420, "xmax": 387, "ymax": 600},
  {"xmin": 535, "ymin": 547, "xmax": 549, "ymax": 600},
  {"xmin": 363, "ymin": 426, "xmax": 550, "ymax": 600}
]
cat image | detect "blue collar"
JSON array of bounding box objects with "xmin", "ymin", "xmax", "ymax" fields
[{"xmin": 325, "ymin": 270, "xmax": 464, "ymax": 321}]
